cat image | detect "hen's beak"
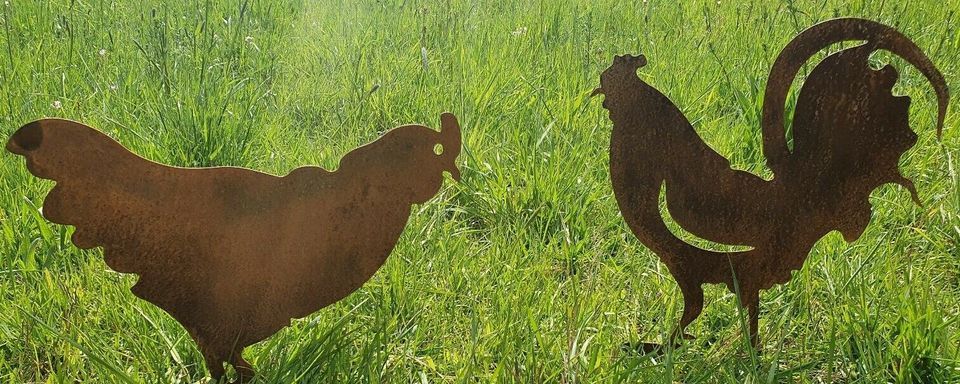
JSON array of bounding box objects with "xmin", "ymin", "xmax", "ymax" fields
[
  {"xmin": 448, "ymin": 164, "xmax": 461, "ymax": 182},
  {"xmin": 590, "ymin": 87, "xmax": 604, "ymax": 97}
]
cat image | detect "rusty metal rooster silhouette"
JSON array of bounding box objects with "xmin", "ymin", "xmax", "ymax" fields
[
  {"xmin": 594, "ymin": 18, "xmax": 948, "ymax": 350},
  {"xmin": 6, "ymin": 113, "xmax": 462, "ymax": 381}
]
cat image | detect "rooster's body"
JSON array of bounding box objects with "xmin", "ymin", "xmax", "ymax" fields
[
  {"xmin": 7, "ymin": 113, "xmax": 461, "ymax": 380},
  {"xmin": 598, "ymin": 19, "xmax": 948, "ymax": 347}
]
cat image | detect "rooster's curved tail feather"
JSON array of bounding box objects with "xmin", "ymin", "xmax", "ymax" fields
[{"xmin": 761, "ymin": 18, "xmax": 948, "ymax": 175}]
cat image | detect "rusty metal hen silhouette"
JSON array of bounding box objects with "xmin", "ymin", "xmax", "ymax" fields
[
  {"xmin": 595, "ymin": 18, "xmax": 948, "ymax": 350},
  {"xmin": 6, "ymin": 113, "xmax": 462, "ymax": 381}
]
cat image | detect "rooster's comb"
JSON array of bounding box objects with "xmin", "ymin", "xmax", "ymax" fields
[{"xmin": 613, "ymin": 54, "xmax": 647, "ymax": 71}]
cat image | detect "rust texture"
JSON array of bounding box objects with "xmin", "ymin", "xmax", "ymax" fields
[
  {"xmin": 7, "ymin": 113, "xmax": 462, "ymax": 381},
  {"xmin": 596, "ymin": 18, "xmax": 948, "ymax": 350}
]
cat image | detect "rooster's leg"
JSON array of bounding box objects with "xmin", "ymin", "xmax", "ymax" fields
[
  {"xmin": 622, "ymin": 283, "xmax": 705, "ymax": 355},
  {"xmin": 742, "ymin": 289, "xmax": 760, "ymax": 349},
  {"xmin": 672, "ymin": 284, "xmax": 705, "ymax": 344}
]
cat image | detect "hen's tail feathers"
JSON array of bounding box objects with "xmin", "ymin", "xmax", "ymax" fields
[
  {"xmin": 7, "ymin": 120, "xmax": 143, "ymax": 246},
  {"xmin": 7, "ymin": 120, "xmax": 43, "ymax": 155},
  {"xmin": 7, "ymin": 119, "xmax": 137, "ymax": 181},
  {"xmin": 761, "ymin": 18, "xmax": 949, "ymax": 175}
]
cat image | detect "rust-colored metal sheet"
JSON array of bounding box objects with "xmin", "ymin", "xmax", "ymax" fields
[
  {"xmin": 595, "ymin": 18, "xmax": 948, "ymax": 351},
  {"xmin": 7, "ymin": 113, "xmax": 462, "ymax": 381}
]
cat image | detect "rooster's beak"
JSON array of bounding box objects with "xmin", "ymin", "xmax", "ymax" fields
[{"xmin": 590, "ymin": 87, "xmax": 604, "ymax": 97}]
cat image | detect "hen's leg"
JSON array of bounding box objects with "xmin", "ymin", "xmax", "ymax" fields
[
  {"xmin": 672, "ymin": 283, "xmax": 704, "ymax": 344},
  {"xmin": 229, "ymin": 351, "xmax": 256, "ymax": 383},
  {"xmin": 201, "ymin": 352, "xmax": 226, "ymax": 382},
  {"xmin": 189, "ymin": 328, "xmax": 229, "ymax": 382}
]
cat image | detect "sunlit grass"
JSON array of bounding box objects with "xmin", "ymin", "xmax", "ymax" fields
[{"xmin": 1, "ymin": 0, "xmax": 958, "ymax": 382}]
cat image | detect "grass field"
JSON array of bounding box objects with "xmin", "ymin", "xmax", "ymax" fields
[{"xmin": 1, "ymin": 0, "xmax": 959, "ymax": 382}]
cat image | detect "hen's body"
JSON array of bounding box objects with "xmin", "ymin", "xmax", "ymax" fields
[{"xmin": 7, "ymin": 114, "xmax": 461, "ymax": 380}]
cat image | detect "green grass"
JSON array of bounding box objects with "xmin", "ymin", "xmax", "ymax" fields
[{"xmin": 1, "ymin": 0, "xmax": 959, "ymax": 382}]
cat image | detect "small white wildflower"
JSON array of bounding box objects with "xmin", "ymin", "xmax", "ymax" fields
[
  {"xmin": 98, "ymin": 48, "xmax": 107, "ymax": 57},
  {"xmin": 4, "ymin": 1, "xmax": 9, "ymax": 7},
  {"xmin": 420, "ymin": 46, "xmax": 429, "ymax": 71},
  {"xmin": 511, "ymin": 27, "xmax": 527, "ymax": 36},
  {"xmin": 51, "ymin": 100, "xmax": 62, "ymax": 109},
  {"xmin": 109, "ymin": 84, "xmax": 118, "ymax": 91},
  {"xmin": 245, "ymin": 36, "xmax": 260, "ymax": 52}
]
